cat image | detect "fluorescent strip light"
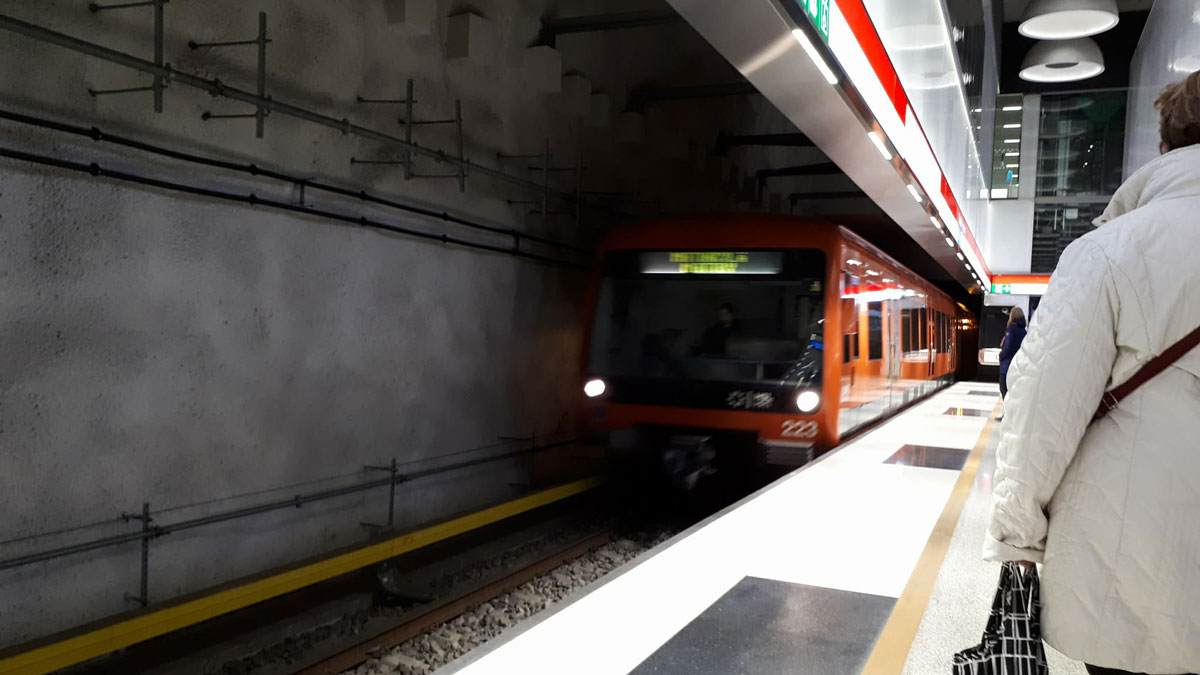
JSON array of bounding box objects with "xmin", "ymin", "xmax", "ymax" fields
[
  {"xmin": 1003, "ymin": 123, "xmax": 1021, "ymax": 128},
  {"xmin": 867, "ymin": 131, "xmax": 892, "ymax": 160},
  {"xmin": 1006, "ymin": 163, "xmax": 1019, "ymax": 168},
  {"xmin": 791, "ymin": 28, "xmax": 838, "ymax": 85},
  {"xmin": 945, "ymin": 236, "xmax": 955, "ymax": 247},
  {"xmin": 1003, "ymin": 138, "xmax": 1020, "ymax": 144},
  {"xmin": 956, "ymin": 252, "xmax": 965, "ymax": 260},
  {"xmin": 907, "ymin": 184, "xmax": 923, "ymax": 203},
  {"xmin": 1005, "ymin": 152, "xmax": 1020, "ymax": 157},
  {"xmin": 930, "ymin": 216, "xmax": 943, "ymax": 230},
  {"xmin": 1003, "ymin": 105, "xmax": 1023, "ymax": 111}
]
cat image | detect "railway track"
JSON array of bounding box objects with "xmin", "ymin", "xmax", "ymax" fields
[{"xmin": 295, "ymin": 529, "xmax": 617, "ymax": 675}]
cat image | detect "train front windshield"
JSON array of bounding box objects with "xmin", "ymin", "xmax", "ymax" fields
[{"xmin": 588, "ymin": 250, "xmax": 825, "ymax": 406}]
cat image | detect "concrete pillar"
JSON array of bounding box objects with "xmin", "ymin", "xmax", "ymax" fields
[
  {"xmin": 446, "ymin": 12, "xmax": 493, "ymax": 63},
  {"xmin": 615, "ymin": 112, "xmax": 646, "ymax": 144},
  {"xmin": 381, "ymin": 0, "xmax": 437, "ymax": 34},
  {"xmin": 523, "ymin": 46, "xmax": 562, "ymax": 94},
  {"xmin": 559, "ymin": 74, "xmax": 592, "ymax": 116},
  {"xmin": 585, "ymin": 92, "xmax": 611, "ymax": 128}
]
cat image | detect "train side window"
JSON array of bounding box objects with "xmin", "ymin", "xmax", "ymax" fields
[
  {"xmin": 919, "ymin": 307, "xmax": 928, "ymax": 351},
  {"xmin": 843, "ymin": 334, "xmax": 852, "ymax": 364},
  {"xmin": 931, "ymin": 311, "xmax": 939, "ymax": 353},
  {"xmin": 901, "ymin": 310, "xmax": 912, "ymax": 353},
  {"xmin": 868, "ymin": 301, "xmax": 883, "ymax": 361}
]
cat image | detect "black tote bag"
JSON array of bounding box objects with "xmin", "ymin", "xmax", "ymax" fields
[{"xmin": 952, "ymin": 562, "xmax": 1050, "ymax": 675}]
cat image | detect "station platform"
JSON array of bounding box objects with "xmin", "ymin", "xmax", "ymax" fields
[{"xmin": 437, "ymin": 382, "xmax": 1090, "ymax": 675}]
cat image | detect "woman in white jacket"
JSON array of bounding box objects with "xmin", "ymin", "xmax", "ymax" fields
[{"xmin": 985, "ymin": 72, "xmax": 1200, "ymax": 675}]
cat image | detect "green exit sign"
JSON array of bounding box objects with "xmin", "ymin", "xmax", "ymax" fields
[
  {"xmin": 991, "ymin": 284, "xmax": 1013, "ymax": 295},
  {"xmin": 798, "ymin": 0, "xmax": 831, "ymax": 41}
]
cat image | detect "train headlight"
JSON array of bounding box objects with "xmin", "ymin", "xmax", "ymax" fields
[
  {"xmin": 584, "ymin": 378, "xmax": 607, "ymax": 398},
  {"xmin": 795, "ymin": 390, "xmax": 820, "ymax": 412}
]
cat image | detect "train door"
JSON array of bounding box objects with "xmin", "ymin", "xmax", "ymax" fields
[
  {"xmin": 837, "ymin": 269, "xmax": 861, "ymax": 437},
  {"xmin": 885, "ymin": 297, "xmax": 902, "ymax": 410}
]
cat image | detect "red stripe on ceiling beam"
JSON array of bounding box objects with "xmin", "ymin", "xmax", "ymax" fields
[
  {"xmin": 836, "ymin": 0, "xmax": 991, "ymax": 280},
  {"xmin": 992, "ymin": 275, "xmax": 1052, "ymax": 284},
  {"xmin": 835, "ymin": 0, "xmax": 909, "ymax": 123}
]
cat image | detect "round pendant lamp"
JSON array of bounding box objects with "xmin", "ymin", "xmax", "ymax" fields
[
  {"xmin": 1019, "ymin": 0, "xmax": 1119, "ymax": 39},
  {"xmin": 1020, "ymin": 38, "xmax": 1105, "ymax": 83}
]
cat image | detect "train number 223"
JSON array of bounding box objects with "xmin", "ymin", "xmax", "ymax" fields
[{"xmin": 780, "ymin": 420, "xmax": 819, "ymax": 438}]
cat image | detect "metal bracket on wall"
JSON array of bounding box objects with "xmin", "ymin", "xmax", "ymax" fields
[
  {"xmin": 191, "ymin": 11, "xmax": 269, "ymax": 138},
  {"xmin": 499, "ymin": 138, "xmax": 553, "ymax": 218},
  {"xmin": 526, "ymin": 154, "xmax": 585, "ymax": 225},
  {"xmin": 353, "ymin": 85, "xmax": 466, "ymax": 192},
  {"xmin": 121, "ymin": 502, "xmax": 152, "ymax": 607},
  {"xmin": 400, "ymin": 96, "xmax": 466, "ymax": 192},
  {"xmin": 498, "ymin": 434, "xmax": 538, "ymax": 491},
  {"xmin": 500, "ymin": 140, "xmax": 584, "ymax": 224},
  {"xmin": 357, "ymin": 79, "xmax": 417, "ymax": 179},
  {"xmin": 359, "ymin": 458, "xmax": 400, "ymax": 531},
  {"xmin": 87, "ymin": 0, "xmax": 167, "ymax": 113}
]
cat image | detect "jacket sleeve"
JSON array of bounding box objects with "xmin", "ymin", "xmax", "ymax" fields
[
  {"xmin": 984, "ymin": 239, "xmax": 1120, "ymax": 562},
  {"xmin": 998, "ymin": 325, "xmax": 1018, "ymax": 362}
]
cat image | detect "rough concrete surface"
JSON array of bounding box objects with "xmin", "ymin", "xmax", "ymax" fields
[{"xmin": 0, "ymin": 0, "xmax": 833, "ymax": 649}]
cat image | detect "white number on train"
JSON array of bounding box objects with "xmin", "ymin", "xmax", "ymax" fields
[
  {"xmin": 781, "ymin": 420, "xmax": 819, "ymax": 438},
  {"xmin": 727, "ymin": 390, "xmax": 775, "ymax": 410}
]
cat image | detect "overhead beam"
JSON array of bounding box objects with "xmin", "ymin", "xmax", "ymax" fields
[
  {"xmin": 756, "ymin": 162, "xmax": 843, "ymax": 184},
  {"xmin": 789, "ymin": 190, "xmax": 866, "ymax": 202},
  {"xmin": 538, "ymin": 9, "xmax": 684, "ymax": 46},
  {"xmin": 626, "ymin": 81, "xmax": 758, "ymax": 111},
  {"xmin": 714, "ymin": 132, "xmax": 815, "ymax": 155}
]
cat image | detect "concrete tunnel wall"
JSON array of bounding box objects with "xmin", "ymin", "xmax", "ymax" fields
[{"xmin": 0, "ymin": 0, "xmax": 817, "ymax": 648}]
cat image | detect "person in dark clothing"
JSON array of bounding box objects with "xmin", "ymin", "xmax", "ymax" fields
[
  {"xmin": 998, "ymin": 307, "xmax": 1026, "ymax": 399},
  {"xmin": 694, "ymin": 304, "xmax": 738, "ymax": 356}
]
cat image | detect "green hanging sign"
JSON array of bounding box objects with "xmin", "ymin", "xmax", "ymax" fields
[{"xmin": 797, "ymin": 0, "xmax": 831, "ymax": 42}]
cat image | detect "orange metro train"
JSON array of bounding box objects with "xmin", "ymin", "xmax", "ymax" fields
[{"xmin": 580, "ymin": 215, "xmax": 961, "ymax": 469}]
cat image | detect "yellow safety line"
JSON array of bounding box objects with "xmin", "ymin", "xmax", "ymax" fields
[
  {"xmin": 0, "ymin": 476, "xmax": 604, "ymax": 675},
  {"xmin": 859, "ymin": 400, "xmax": 1002, "ymax": 675}
]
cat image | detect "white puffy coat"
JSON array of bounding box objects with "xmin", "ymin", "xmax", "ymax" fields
[{"xmin": 985, "ymin": 144, "xmax": 1200, "ymax": 673}]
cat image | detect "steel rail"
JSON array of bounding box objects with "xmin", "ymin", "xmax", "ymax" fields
[{"xmin": 293, "ymin": 529, "xmax": 614, "ymax": 674}]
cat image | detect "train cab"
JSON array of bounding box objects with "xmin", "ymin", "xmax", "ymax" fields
[{"xmin": 581, "ymin": 216, "xmax": 959, "ymax": 476}]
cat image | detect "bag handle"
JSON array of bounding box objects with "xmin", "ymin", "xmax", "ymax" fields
[{"xmin": 1093, "ymin": 324, "xmax": 1200, "ymax": 422}]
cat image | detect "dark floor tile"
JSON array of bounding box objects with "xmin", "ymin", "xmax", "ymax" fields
[
  {"xmin": 943, "ymin": 407, "xmax": 991, "ymax": 417},
  {"xmin": 968, "ymin": 390, "xmax": 998, "ymax": 396},
  {"xmin": 885, "ymin": 444, "xmax": 970, "ymax": 470},
  {"xmin": 630, "ymin": 577, "xmax": 895, "ymax": 675}
]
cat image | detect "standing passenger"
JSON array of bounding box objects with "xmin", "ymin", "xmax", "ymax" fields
[
  {"xmin": 998, "ymin": 307, "xmax": 1026, "ymax": 400},
  {"xmin": 984, "ymin": 72, "xmax": 1200, "ymax": 674}
]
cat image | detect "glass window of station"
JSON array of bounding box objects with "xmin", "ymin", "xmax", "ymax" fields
[
  {"xmin": 587, "ymin": 250, "xmax": 825, "ymax": 406},
  {"xmin": 1031, "ymin": 90, "xmax": 1127, "ymax": 271},
  {"xmin": 990, "ymin": 93, "xmax": 1024, "ymax": 198}
]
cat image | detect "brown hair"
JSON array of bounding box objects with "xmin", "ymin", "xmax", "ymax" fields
[
  {"xmin": 1156, "ymin": 70, "xmax": 1200, "ymax": 152},
  {"xmin": 1007, "ymin": 307, "xmax": 1026, "ymax": 327}
]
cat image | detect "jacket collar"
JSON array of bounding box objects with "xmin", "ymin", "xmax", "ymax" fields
[{"xmin": 1094, "ymin": 144, "xmax": 1200, "ymax": 226}]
